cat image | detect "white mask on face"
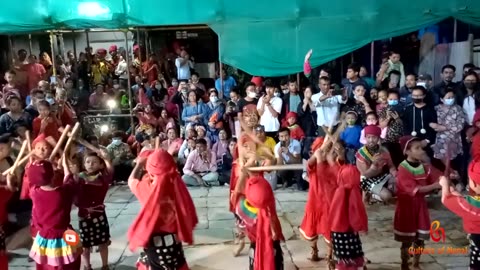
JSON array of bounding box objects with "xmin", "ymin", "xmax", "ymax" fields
[
  {"xmin": 274, "ymin": 92, "xmax": 281, "ymax": 97},
  {"xmin": 113, "ymin": 84, "xmax": 120, "ymax": 89},
  {"xmin": 247, "ymin": 92, "xmax": 257, "ymax": 98},
  {"xmin": 282, "ymin": 89, "xmax": 289, "ymax": 94},
  {"xmin": 210, "ymin": 96, "xmax": 219, "ymax": 103}
]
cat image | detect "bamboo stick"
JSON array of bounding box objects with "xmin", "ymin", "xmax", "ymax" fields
[
  {"xmin": 9, "ymin": 141, "xmax": 28, "ymax": 175},
  {"xmin": 3, "ymin": 152, "xmax": 35, "ymax": 176},
  {"xmin": 49, "ymin": 125, "xmax": 71, "ymax": 160},
  {"xmin": 247, "ymin": 164, "xmax": 304, "ymax": 172}
]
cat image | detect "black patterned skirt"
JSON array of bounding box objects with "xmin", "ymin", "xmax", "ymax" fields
[
  {"xmin": 79, "ymin": 211, "xmax": 111, "ymax": 248},
  {"xmin": 138, "ymin": 233, "xmax": 186, "ymax": 270},
  {"xmin": 249, "ymin": 240, "xmax": 283, "ymax": 270},
  {"xmin": 360, "ymin": 173, "xmax": 393, "ymax": 195},
  {"xmin": 470, "ymin": 234, "xmax": 480, "ymax": 269},
  {"xmin": 331, "ymin": 232, "xmax": 366, "ymax": 269}
]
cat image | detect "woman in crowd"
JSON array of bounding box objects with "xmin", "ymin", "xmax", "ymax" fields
[
  {"xmin": 181, "ymin": 90, "xmax": 207, "ymax": 127},
  {"xmin": 0, "ymin": 95, "xmax": 32, "ymax": 134},
  {"xmin": 205, "ymin": 89, "xmax": 225, "ymax": 143},
  {"xmin": 378, "ymin": 90, "xmax": 404, "ymax": 166}
]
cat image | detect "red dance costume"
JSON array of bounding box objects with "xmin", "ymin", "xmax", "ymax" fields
[
  {"xmin": 299, "ymin": 137, "xmax": 339, "ymax": 242},
  {"xmin": 394, "ymin": 160, "xmax": 442, "ymax": 242},
  {"xmin": 244, "ymin": 176, "xmax": 284, "ymax": 270},
  {"xmin": 32, "ymin": 116, "xmax": 60, "ymax": 141},
  {"xmin": 329, "ymin": 164, "xmax": 368, "ymax": 270},
  {"xmin": 128, "ymin": 150, "xmax": 198, "ymax": 270},
  {"xmin": 0, "ymin": 172, "xmax": 13, "ymax": 269},
  {"xmin": 28, "ymin": 161, "xmax": 82, "ymax": 270},
  {"xmin": 443, "ymin": 153, "xmax": 480, "ymax": 269}
]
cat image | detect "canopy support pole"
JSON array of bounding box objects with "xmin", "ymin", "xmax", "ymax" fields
[
  {"xmin": 137, "ymin": 28, "xmax": 143, "ymax": 77},
  {"xmin": 145, "ymin": 30, "xmax": 150, "ymax": 58},
  {"xmin": 8, "ymin": 36, "xmax": 14, "ymax": 67},
  {"xmin": 28, "ymin": 34, "xmax": 33, "ymax": 55},
  {"xmin": 72, "ymin": 31, "xmax": 77, "ymax": 61},
  {"xmin": 453, "ymin": 19, "xmax": 458, "ymax": 43},
  {"xmin": 86, "ymin": 30, "xmax": 90, "ymax": 51},
  {"xmin": 370, "ymin": 41, "xmax": 375, "ymax": 79},
  {"xmin": 49, "ymin": 32, "xmax": 57, "ymax": 77},
  {"xmin": 124, "ymin": 31, "xmax": 135, "ymax": 135},
  {"xmin": 218, "ymin": 38, "xmax": 223, "ymax": 99},
  {"xmin": 296, "ymin": 73, "xmax": 300, "ymax": 88}
]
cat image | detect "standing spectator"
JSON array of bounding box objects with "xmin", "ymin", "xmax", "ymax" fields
[
  {"xmin": 342, "ymin": 63, "xmax": 368, "ymax": 98},
  {"xmin": 312, "ymin": 76, "xmax": 347, "ymax": 135},
  {"xmin": 257, "ymin": 80, "xmax": 282, "ymax": 137},
  {"xmin": 297, "ymin": 85, "xmax": 317, "ymax": 158},
  {"xmin": 275, "ymin": 128, "xmax": 305, "ymax": 190},
  {"xmin": 432, "ymin": 87, "xmax": 465, "ymax": 190},
  {"xmin": 360, "ymin": 65, "xmax": 376, "ymax": 88},
  {"xmin": 115, "ymin": 54, "xmax": 128, "ymax": 88},
  {"xmin": 191, "ymin": 72, "xmax": 205, "ymax": 92},
  {"xmin": 433, "ymin": 65, "xmax": 458, "ymax": 99},
  {"xmin": 22, "ymin": 55, "xmax": 46, "ymax": 94},
  {"xmin": 89, "ymin": 84, "xmax": 108, "ymax": 109},
  {"xmin": 399, "ymin": 74, "xmax": 418, "ymax": 106},
  {"xmin": 342, "ymin": 85, "xmax": 373, "ymax": 124},
  {"xmin": 229, "ymin": 88, "xmax": 241, "ymax": 105},
  {"xmin": 182, "ymin": 138, "xmax": 219, "ymax": 187},
  {"xmin": 107, "ymin": 131, "xmax": 134, "ymax": 183},
  {"xmin": 215, "ymin": 68, "xmax": 237, "ymax": 100},
  {"xmin": 175, "ymin": 50, "xmax": 193, "ymax": 80},
  {"xmin": 142, "ymin": 54, "xmax": 159, "ymax": 84},
  {"xmin": 237, "ymin": 83, "xmax": 258, "ymax": 118},
  {"xmin": 219, "ymin": 138, "xmax": 237, "ymax": 185},
  {"xmin": 205, "ymin": 89, "xmax": 225, "ymax": 143},
  {"xmin": 282, "ymin": 78, "xmax": 303, "ymax": 115},
  {"xmin": 377, "ymin": 50, "xmax": 406, "ymax": 87},
  {"xmin": 25, "ymin": 89, "xmax": 45, "ymax": 119}
]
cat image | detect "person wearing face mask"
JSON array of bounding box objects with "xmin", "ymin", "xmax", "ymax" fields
[
  {"xmin": 431, "ymin": 87, "xmax": 465, "ymax": 190},
  {"xmin": 402, "ymin": 86, "xmax": 438, "ymax": 159},
  {"xmin": 171, "ymin": 79, "xmax": 190, "ymax": 118},
  {"xmin": 378, "ymin": 90, "xmax": 404, "ymax": 167},
  {"xmin": 237, "ymin": 82, "xmax": 259, "ymax": 119},
  {"xmin": 205, "ymin": 89, "xmax": 226, "ymax": 143},
  {"xmin": 107, "ymin": 131, "xmax": 134, "ymax": 184},
  {"xmin": 342, "ymin": 85, "xmax": 373, "ymax": 124}
]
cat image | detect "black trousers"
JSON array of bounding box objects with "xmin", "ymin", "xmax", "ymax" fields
[{"xmin": 277, "ymin": 170, "xmax": 308, "ymax": 190}]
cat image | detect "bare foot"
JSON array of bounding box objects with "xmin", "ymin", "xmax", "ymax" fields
[
  {"xmin": 233, "ymin": 239, "xmax": 245, "ymax": 257},
  {"xmin": 412, "ymin": 264, "xmax": 422, "ymax": 270}
]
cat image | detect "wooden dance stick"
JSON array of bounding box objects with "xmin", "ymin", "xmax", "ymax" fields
[
  {"xmin": 247, "ymin": 164, "xmax": 304, "ymax": 172},
  {"xmin": 2, "ymin": 152, "xmax": 35, "ymax": 176},
  {"xmin": 58, "ymin": 127, "xmax": 101, "ymax": 154},
  {"xmin": 155, "ymin": 136, "xmax": 160, "ymax": 149},
  {"xmin": 49, "ymin": 125, "xmax": 71, "ymax": 161},
  {"xmin": 9, "ymin": 141, "xmax": 28, "ymax": 174},
  {"xmin": 25, "ymin": 131, "xmax": 32, "ymax": 152},
  {"xmin": 63, "ymin": 123, "xmax": 81, "ymax": 155}
]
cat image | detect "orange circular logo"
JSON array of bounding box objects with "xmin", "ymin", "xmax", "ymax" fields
[{"xmin": 63, "ymin": 229, "xmax": 80, "ymax": 246}]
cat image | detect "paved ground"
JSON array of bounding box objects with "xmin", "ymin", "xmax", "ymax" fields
[{"xmin": 5, "ymin": 186, "xmax": 472, "ymax": 270}]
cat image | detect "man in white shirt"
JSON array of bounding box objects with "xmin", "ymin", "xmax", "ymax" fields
[
  {"xmin": 175, "ymin": 50, "xmax": 194, "ymax": 80},
  {"xmin": 257, "ymin": 80, "xmax": 282, "ymax": 136},
  {"xmin": 311, "ymin": 76, "xmax": 347, "ymax": 136},
  {"xmin": 274, "ymin": 128, "xmax": 306, "ymax": 190}
]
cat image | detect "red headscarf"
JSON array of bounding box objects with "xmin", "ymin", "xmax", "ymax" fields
[
  {"xmin": 329, "ymin": 165, "xmax": 368, "ymax": 232},
  {"xmin": 245, "ymin": 176, "xmax": 284, "ymax": 270},
  {"xmin": 127, "ymin": 150, "xmax": 198, "ymax": 250},
  {"xmin": 32, "ymin": 134, "xmax": 49, "ymax": 147},
  {"xmin": 27, "ymin": 160, "xmax": 54, "ymax": 187},
  {"xmin": 311, "ymin": 137, "xmax": 325, "ymax": 152},
  {"xmin": 364, "ymin": 125, "xmax": 381, "ymax": 137},
  {"xmin": 251, "ymin": 77, "xmax": 263, "ymax": 88}
]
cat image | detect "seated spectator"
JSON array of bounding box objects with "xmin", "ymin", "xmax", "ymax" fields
[
  {"xmin": 182, "ymin": 138, "xmax": 219, "ymax": 187},
  {"xmin": 0, "ymin": 96, "xmax": 32, "ymax": 134},
  {"xmin": 340, "ymin": 111, "xmax": 362, "ymax": 164},
  {"xmin": 191, "ymin": 72, "xmax": 206, "ymax": 92},
  {"xmin": 212, "ymin": 129, "xmax": 229, "ymax": 165},
  {"xmin": 178, "ymin": 137, "xmax": 196, "ymax": 166},
  {"xmin": 376, "ymin": 89, "xmax": 388, "ymax": 113},
  {"xmin": 89, "ymin": 83, "xmax": 108, "ymax": 109},
  {"xmin": 219, "ymin": 138, "xmax": 237, "ymax": 185},
  {"xmin": 254, "ymin": 125, "xmax": 276, "ymax": 152},
  {"xmin": 161, "ymin": 125, "xmax": 183, "ymax": 157},
  {"xmin": 85, "ymin": 135, "xmax": 108, "ymax": 154},
  {"xmin": 195, "ymin": 125, "xmax": 211, "ymax": 149},
  {"xmin": 157, "ymin": 108, "xmax": 175, "ymax": 139},
  {"xmin": 182, "ymin": 90, "xmax": 207, "ymax": 127},
  {"xmin": 134, "ymin": 104, "xmax": 158, "ymax": 130},
  {"xmin": 55, "ymin": 87, "xmax": 76, "ymax": 127},
  {"xmin": 206, "ymin": 89, "xmax": 225, "ymax": 143},
  {"xmin": 107, "ymin": 131, "xmax": 134, "ymax": 183},
  {"xmin": 223, "ymin": 101, "xmax": 237, "ymax": 137},
  {"xmin": 274, "ymin": 127, "xmax": 305, "ymax": 190},
  {"xmin": 360, "ymin": 112, "xmax": 386, "ymax": 145},
  {"xmin": 283, "ymin": 112, "xmax": 305, "ymax": 141}
]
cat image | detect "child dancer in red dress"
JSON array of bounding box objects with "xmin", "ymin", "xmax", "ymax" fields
[
  {"xmin": 32, "ymin": 100, "xmax": 60, "ymax": 140},
  {"xmin": 28, "ymin": 159, "xmax": 82, "ymax": 270},
  {"xmin": 237, "ymin": 176, "xmax": 284, "ymax": 270},
  {"xmin": 72, "ymin": 152, "xmax": 113, "ymax": 270},
  {"xmin": 299, "ymin": 137, "xmax": 338, "ymax": 264},
  {"xmin": 440, "ymin": 145, "xmax": 480, "ymax": 270},
  {"xmin": 329, "ymin": 142, "xmax": 368, "ymax": 270},
  {"xmin": 394, "ymin": 136, "xmax": 444, "ymax": 270},
  {"xmin": 128, "ymin": 149, "xmax": 198, "ymax": 270}
]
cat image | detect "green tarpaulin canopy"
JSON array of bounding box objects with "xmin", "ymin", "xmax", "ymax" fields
[{"xmin": 2, "ymin": 0, "xmax": 480, "ymax": 76}]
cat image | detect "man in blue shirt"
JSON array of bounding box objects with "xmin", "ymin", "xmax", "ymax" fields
[{"xmin": 215, "ymin": 68, "xmax": 237, "ymax": 100}]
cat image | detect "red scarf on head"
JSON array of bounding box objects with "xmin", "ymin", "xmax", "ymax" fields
[
  {"xmin": 329, "ymin": 164, "xmax": 368, "ymax": 232},
  {"xmin": 127, "ymin": 150, "xmax": 197, "ymax": 250},
  {"xmin": 245, "ymin": 176, "xmax": 284, "ymax": 270}
]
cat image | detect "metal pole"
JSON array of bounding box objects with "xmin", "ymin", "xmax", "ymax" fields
[
  {"xmin": 453, "ymin": 19, "xmax": 458, "ymax": 43},
  {"xmin": 7, "ymin": 36, "xmax": 14, "ymax": 67},
  {"xmin": 28, "ymin": 34, "xmax": 33, "ymax": 55},
  {"xmin": 296, "ymin": 73, "xmax": 300, "ymax": 89},
  {"xmin": 136, "ymin": 28, "xmax": 143, "ymax": 76},
  {"xmin": 124, "ymin": 31, "xmax": 135, "ymax": 135},
  {"xmin": 370, "ymin": 41, "xmax": 375, "ymax": 78},
  {"xmin": 72, "ymin": 31, "xmax": 77, "ymax": 61},
  {"xmin": 86, "ymin": 30, "xmax": 90, "ymax": 50},
  {"xmin": 218, "ymin": 39, "xmax": 224, "ymax": 98},
  {"xmin": 145, "ymin": 30, "xmax": 150, "ymax": 58},
  {"xmin": 49, "ymin": 32, "xmax": 57, "ymax": 77}
]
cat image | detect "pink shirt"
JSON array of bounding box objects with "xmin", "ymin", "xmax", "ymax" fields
[
  {"xmin": 212, "ymin": 141, "xmax": 228, "ymax": 162},
  {"xmin": 24, "ymin": 63, "xmax": 46, "ymax": 92},
  {"xmin": 183, "ymin": 149, "xmax": 217, "ymax": 176}
]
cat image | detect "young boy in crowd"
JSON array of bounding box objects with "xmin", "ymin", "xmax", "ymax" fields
[
  {"xmin": 340, "ymin": 111, "xmax": 362, "ymax": 164},
  {"xmin": 283, "ymin": 112, "xmax": 305, "ymax": 141}
]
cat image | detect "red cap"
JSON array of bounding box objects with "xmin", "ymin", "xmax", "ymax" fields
[
  {"xmin": 364, "ymin": 125, "xmax": 381, "ymax": 137},
  {"xmin": 399, "ymin": 135, "xmax": 422, "ymax": 155},
  {"xmin": 286, "ymin": 111, "xmax": 297, "ymax": 120},
  {"xmin": 109, "ymin": 45, "xmax": 117, "ymax": 52},
  {"xmin": 251, "ymin": 76, "xmax": 263, "ymax": 87},
  {"xmin": 96, "ymin": 48, "xmax": 107, "ymax": 55}
]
